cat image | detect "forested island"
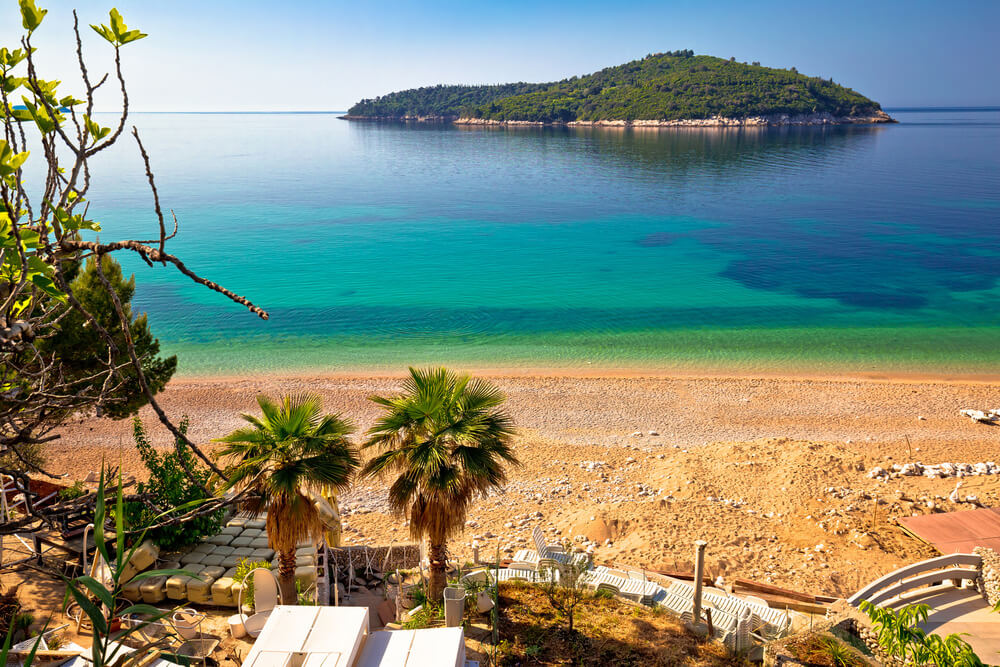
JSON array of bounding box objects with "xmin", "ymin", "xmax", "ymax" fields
[{"xmin": 343, "ymin": 51, "xmax": 893, "ymax": 126}]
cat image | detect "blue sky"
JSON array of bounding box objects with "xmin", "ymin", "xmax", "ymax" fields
[{"xmin": 2, "ymin": 0, "xmax": 997, "ymax": 111}]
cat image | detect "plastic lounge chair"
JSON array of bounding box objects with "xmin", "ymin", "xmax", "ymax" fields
[
  {"xmin": 238, "ymin": 568, "xmax": 282, "ymax": 638},
  {"xmin": 658, "ymin": 592, "xmax": 695, "ymax": 623}
]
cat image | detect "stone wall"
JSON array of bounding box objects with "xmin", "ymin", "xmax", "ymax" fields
[
  {"xmin": 329, "ymin": 544, "xmax": 420, "ymax": 573},
  {"xmin": 974, "ymin": 546, "xmax": 1000, "ymax": 605},
  {"xmin": 824, "ymin": 601, "xmax": 905, "ymax": 666}
]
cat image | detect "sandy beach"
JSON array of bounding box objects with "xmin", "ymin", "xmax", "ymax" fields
[{"xmin": 45, "ymin": 369, "xmax": 1000, "ymax": 598}]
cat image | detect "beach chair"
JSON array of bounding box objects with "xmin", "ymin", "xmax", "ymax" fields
[
  {"xmin": 657, "ymin": 591, "xmax": 695, "ymax": 623},
  {"xmin": 239, "ymin": 567, "xmax": 282, "ymax": 638},
  {"xmin": 619, "ymin": 577, "xmax": 663, "ymax": 604},
  {"xmin": 512, "ymin": 526, "xmax": 589, "ymax": 570},
  {"xmin": 741, "ymin": 595, "xmax": 792, "ymax": 637}
]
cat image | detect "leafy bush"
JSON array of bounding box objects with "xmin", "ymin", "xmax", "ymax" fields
[
  {"xmin": 233, "ymin": 559, "xmax": 272, "ymax": 610},
  {"xmin": 860, "ymin": 601, "xmax": 983, "ymax": 666},
  {"xmin": 58, "ymin": 481, "xmax": 86, "ymax": 501},
  {"xmin": 122, "ymin": 417, "xmax": 223, "ymax": 549}
]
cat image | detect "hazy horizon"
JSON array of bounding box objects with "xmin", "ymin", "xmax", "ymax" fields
[{"xmin": 1, "ymin": 0, "xmax": 997, "ymax": 113}]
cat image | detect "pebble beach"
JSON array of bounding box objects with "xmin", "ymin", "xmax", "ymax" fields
[{"xmin": 47, "ymin": 370, "xmax": 1000, "ymax": 597}]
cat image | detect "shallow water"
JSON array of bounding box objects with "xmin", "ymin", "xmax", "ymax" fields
[{"xmin": 83, "ymin": 109, "xmax": 1000, "ymax": 376}]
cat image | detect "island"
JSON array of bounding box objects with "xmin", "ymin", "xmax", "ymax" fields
[{"xmin": 342, "ymin": 50, "xmax": 894, "ymax": 126}]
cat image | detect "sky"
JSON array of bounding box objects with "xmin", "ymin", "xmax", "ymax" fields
[{"xmin": 1, "ymin": 0, "xmax": 998, "ymax": 112}]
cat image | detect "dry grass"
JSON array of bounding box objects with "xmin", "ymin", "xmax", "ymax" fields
[{"xmin": 495, "ymin": 582, "xmax": 742, "ymax": 666}]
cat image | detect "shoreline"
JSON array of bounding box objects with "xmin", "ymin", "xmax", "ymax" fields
[
  {"xmin": 340, "ymin": 111, "xmax": 896, "ymax": 127},
  {"xmin": 46, "ymin": 365, "xmax": 1000, "ymax": 596},
  {"xmin": 169, "ymin": 364, "xmax": 1000, "ymax": 385}
]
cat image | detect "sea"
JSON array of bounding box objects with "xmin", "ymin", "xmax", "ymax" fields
[{"xmin": 82, "ymin": 108, "xmax": 1000, "ymax": 377}]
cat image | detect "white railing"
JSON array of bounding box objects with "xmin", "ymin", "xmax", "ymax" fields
[{"xmin": 847, "ymin": 553, "xmax": 982, "ymax": 608}]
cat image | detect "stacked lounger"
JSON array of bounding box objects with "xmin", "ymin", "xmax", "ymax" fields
[
  {"xmin": 122, "ymin": 517, "xmax": 324, "ymax": 607},
  {"xmin": 512, "ymin": 526, "xmax": 591, "ymax": 571}
]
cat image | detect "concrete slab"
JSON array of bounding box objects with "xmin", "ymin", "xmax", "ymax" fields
[{"xmin": 913, "ymin": 588, "xmax": 1000, "ymax": 660}]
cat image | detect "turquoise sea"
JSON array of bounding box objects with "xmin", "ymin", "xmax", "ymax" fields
[{"xmin": 86, "ymin": 109, "xmax": 1000, "ymax": 377}]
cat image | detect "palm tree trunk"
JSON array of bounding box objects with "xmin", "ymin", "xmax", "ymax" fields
[
  {"xmin": 277, "ymin": 549, "xmax": 298, "ymax": 605},
  {"xmin": 427, "ymin": 539, "xmax": 448, "ymax": 604}
]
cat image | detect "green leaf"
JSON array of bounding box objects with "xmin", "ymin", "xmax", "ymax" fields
[
  {"xmin": 18, "ymin": 0, "xmax": 47, "ymax": 33},
  {"xmin": 2, "ymin": 77, "xmax": 27, "ymax": 95},
  {"xmin": 58, "ymin": 94, "xmax": 83, "ymax": 107},
  {"xmin": 0, "ymin": 48, "xmax": 29, "ymax": 70},
  {"xmin": 20, "ymin": 97, "xmax": 56, "ymax": 134},
  {"xmin": 91, "ymin": 9, "xmax": 147, "ymax": 46},
  {"xmin": 0, "ymin": 140, "xmax": 29, "ymax": 178},
  {"xmin": 66, "ymin": 582, "xmax": 108, "ymax": 635},
  {"xmin": 93, "ymin": 468, "xmax": 112, "ymax": 571},
  {"xmin": 130, "ymin": 568, "xmax": 201, "ymax": 582},
  {"xmin": 83, "ymin": 114, "xmax": 111, "ymax": 143},
  {"xmin": 73, "ymin": 575, "xmax": 114, "ymax": 610}
]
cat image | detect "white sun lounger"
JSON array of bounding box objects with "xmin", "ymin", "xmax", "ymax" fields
[{"xmin": 511, "ymin": 526, "xmax": 591, "ymax": 571}]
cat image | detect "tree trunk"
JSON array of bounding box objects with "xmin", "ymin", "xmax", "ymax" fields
[
  {"xmin": 277, "ymin": 549, "xmax": 298, "ymax": 605},
  {"xmin": 427, "ymin": 539, "xmax": 448, "ymax": 604}
]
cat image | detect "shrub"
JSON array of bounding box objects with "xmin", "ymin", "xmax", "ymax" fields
[
  {"xmin": 58, "ymin": 481, "xmax": 86, "ymax": 501},
  {"xmin": 860, "ymin": 601, "xmax": 983, "ymax": 666},
  {"xmin": 233, "ymin": 559, "xmax": 273, "ymax": 610},
  {"xmin": 122, "ymin": 417, "xmax": 223, "ymax": 549}
]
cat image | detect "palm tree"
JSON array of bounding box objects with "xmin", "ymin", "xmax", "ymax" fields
[
  {"xmin": 363, "ymin": 367, "xmax": 519, "ymax": 602},
  {"xmin": 215, "ymin": 393, "xmax": 359, "ymax": 604}
]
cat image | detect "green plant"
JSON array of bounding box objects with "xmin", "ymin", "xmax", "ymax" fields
[
  {"xmin": 538, "ymin": 554, "xmax": 589, "ymax": 633},
  {"xmin": 295, "ymin": 580, "xmax": 317, "ymax": 606},
  {"xmin": 11, "ymin": 611, "xmax": 32, "ymax": 642},
  {"xmin": 860, "ymin": 601, "xmax": 983, "ymax": 666},
  {"xmin": 801, "ymin": 635, "xmax": 864, "ymax": 667},
  {"xmin": 58, "ymin": 481, "xmax": 87, "ymax": 501},
  {"xmin": 0, "ymin": 0, "xmax": 264, "ymax": 477},
  {"xmin": 122, "ymin": 417, "xmax": 223, "ymax": 549},
  {"xmin": 39, "ymin": 256, "xmax": 177, "ymax": 420},
  {"xmin": 232, "ymin": 559, "xmax": 272, "ymax": 611},
  {"xmin": 362, "ymin": 367, "xmax": 519, "ymax": 602},
  {"xmin": 401, "ymin": 605, "xmax": 441, "ymax": 630},
  {"xmin": 216, "ymin": 394, "xmax": 360, "ymax": 604},
  {"xmin": 62, "ymin": 469, "xmax": 199, "ymax": 667}
]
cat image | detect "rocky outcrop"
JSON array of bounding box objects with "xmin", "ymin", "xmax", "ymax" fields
[
  {"xmin": 339, "ymin": 115, "xmax": 456, "ymax": 122},
  {"xmin": 453, "ymin": 110, "xmax": 895, "ymax": 127},
  {"xmin": 343, "ymin": 111, "xmax": 896, "ymax": 126}
]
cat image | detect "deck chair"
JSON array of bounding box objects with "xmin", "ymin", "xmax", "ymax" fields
[{"xmin": 239, "ymin": 568, "xmax": 282, "ymax": 638}]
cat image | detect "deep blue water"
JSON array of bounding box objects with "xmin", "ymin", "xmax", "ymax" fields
[{"xmin": 78, "ymin": 108, "xmax": 1000, "ymax": 375}]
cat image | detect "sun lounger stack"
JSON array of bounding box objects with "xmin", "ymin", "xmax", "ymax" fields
[
  {"xmin": 700, "ymin": 588, "xmax": 790, "ymax": 637},
  {"xmin": 512, "ymin": 526, "xmax": 591, "ymax": 571},
  {"xmin": 662, "ymin": 580, "xmax": 778, "ymax": 649},
  {"xmin": 492, "ymin": 567, "xmax": 541, "ymax": 583},
  {"xmin": 620, "ymin": 571, "xmax": 665, "ymax": 605},
  {"xmin": 158, "ymin": 517, "xmax": 276, "ymax": 606}
]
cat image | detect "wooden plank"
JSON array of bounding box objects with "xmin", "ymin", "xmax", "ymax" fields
[
  {"xmin": 647, "ymin": 570, "xmax": 714, "ymax": 586},
  {"xmin": 733, "ymin": 578, "xmax": 817, "ymax": 603}
]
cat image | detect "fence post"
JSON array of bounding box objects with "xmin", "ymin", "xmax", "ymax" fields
[{"xmin": 694, "ymin": 540, "xmax": 708, "ymax": 627}]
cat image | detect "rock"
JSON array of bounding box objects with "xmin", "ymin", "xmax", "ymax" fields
[
  {"xmin": 648, "ymin": 430, "xmax": 659, "ymax": 436},
  {"xmin": 917, "ymin": 415, "xmax": 926, "ymax": 420},
  {"xmin": 630, "ymin": 431, "xmax": 643, "ymax": 437}
]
